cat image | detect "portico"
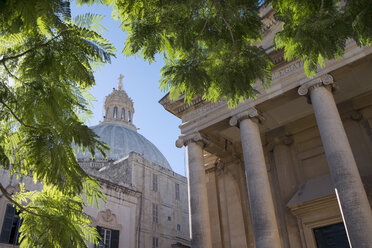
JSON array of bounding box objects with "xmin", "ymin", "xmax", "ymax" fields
[{"xmin": 161, "ymin": 41, "xmax": 372, "ymax": 247}]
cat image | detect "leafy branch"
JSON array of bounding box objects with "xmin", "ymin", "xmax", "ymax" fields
[
  {"xmin": 0, "ymin": 183, "xmax": 51, "ymax": 219},
  {"xmin": 0, "ymin": 98, "xmax": 37, "ymax": 129},
  {"xmin": 0, "ymin": 34, "xmax": 62, "ymax": 64}
]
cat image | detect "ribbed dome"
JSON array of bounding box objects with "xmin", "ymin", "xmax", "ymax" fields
[{"xmin": 76, "ymin": 122, "xmax": 172, "ymax": 170}]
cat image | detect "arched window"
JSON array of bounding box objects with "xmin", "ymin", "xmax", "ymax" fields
[
  {"xmin": 128, "ymin": 111, "xmax": 132, "ymax": 122},
  {"xmin": 106, "ymin": 107, "xmax": 109, "ymax": 118},
  {"xmin": 121, "ymin": 108, "xmax": 125, "ymax": 120},
  {"xmin": 113, "ymin": 106, "xmax": 118, "ymax": 118}
]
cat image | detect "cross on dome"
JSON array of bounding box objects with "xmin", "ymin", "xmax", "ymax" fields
[{"xmin": 117, "ymin": 74, "xmax": 124, "ymax": 90}]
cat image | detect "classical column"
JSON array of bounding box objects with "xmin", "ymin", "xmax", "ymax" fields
[
  {"xmin": 230, "ymin": 109, "xmax": 282, "ymax": 248},
  {"xmin": 298, "ymin": 74, "xmax": 372, "ymax": 247},
  {"xmin": 176, "ymin": 133, "xmax": 212, "ymax": 248}
]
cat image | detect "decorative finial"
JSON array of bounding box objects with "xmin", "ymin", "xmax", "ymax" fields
[{"xmin": 117, "ymin": 74, "xmax": 124, "ymax": 90}]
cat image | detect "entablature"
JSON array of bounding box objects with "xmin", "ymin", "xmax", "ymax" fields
[{"xmin": 160, "ymin": 43, "xmax": 372, "ymax": 137}]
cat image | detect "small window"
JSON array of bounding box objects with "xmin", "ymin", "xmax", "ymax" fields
[
  {"xmin": 0, "ymin": 204, "xmax": 22, "ymax": 245},
  {"xmin": 152, "ymin": 174, "xmax": 158, "ymax": 192},
  {"xmin": 152, "ymin": 203, "xmax": 158, "ymax": 224},
  {"xmin": 177, "ymin": 224, "xmax": 181, "ymax": 231},
  {"xmin": 113, "ymin": 106, "xmax": 118, "ymax": 118},
  {"xmin": 121, "ymin": 108, "xmax": 125, "ymax": 120},
  {"xmin": 175, "ymin": 183, "xmax": 180, "ymax": 200},
  {"xmin": 128, "ymin": 111, "xmax": 132, "ymax": 122},
  {"xmin": 152, "ymin": 236, "xmax": 159, "ymax": 248},
  {"xmin": 168, "ymin": 216, "xmax": 171, "ymax": 221},
  {"xmin": 313, "ymin": 223, "xmax": 349, "ymax": 248},
  {"xmin": 96, "ymin": 226, "xmax": 119, "ymax": 248},
  {"xmin": 106, "ymin": 107, "xmax": 109, "ymax": 118}
]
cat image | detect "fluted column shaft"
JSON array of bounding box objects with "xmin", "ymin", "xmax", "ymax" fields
[
  {"xmin": 231, "ymin": 110, "xmax": 281, "ymax": 248},
  {"xmin": 308, "ymin": 82, "xmax": 372, "ymax": 247},
  {"xmin": 177, "ymin": 133, "xmax": 212, "ymax": 248}
]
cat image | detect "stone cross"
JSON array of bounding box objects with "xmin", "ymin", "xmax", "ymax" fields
[{"xmin": 117, "ymin": 74, "xmax": 124, "ymax": 90}]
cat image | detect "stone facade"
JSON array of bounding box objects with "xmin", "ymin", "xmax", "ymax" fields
[
  {"xmin": 80, "ymin": 151, "xmax": 190, "ymax": 248},
  {"xmin": 160, "ymin": 6, "xmax": 372, "ymax": 248},
  {"xmin": 0, "ymin": 80, "xmax": 190, "ymax": 248}
]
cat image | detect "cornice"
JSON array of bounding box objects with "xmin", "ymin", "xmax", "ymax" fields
[
  {"xmin": 261, "ymin": 9, "xmax": 278, "ymax": 35},
  {"xmin": 158, "ymin": 41, "xmax": 371, "ymax": 137},
  {"xmin": 178, "ymin": 44, "xmax": 370, "ymax": 134}
]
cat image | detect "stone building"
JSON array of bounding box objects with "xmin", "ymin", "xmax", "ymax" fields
[
  {"xmin": 0, "ymin": 78, "xmax": 190, "ymax": 248},
  {"xmin": 160, "ymin": 5, "xmax": 372, "ymax": 248}
]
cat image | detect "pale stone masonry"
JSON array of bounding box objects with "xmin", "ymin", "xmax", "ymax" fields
[
  {"xmin": 0, "ymin": 81, "xmax": 190, "ymax": 248},
  {"xmin": 160, "ymin": 5, "xmax": 372, "ymax": 248},
  {"xmin": 176, "ymin": 133, "xmax": 212, "ymax": 248},
  {"xmin": 231, "ymin": 112, "xmax": 281, "ymax": 248}
]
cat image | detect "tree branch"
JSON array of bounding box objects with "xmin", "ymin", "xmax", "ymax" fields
[
  {"xmin": 315, "ymin": 0, "xmax": 324, "ymax": 22},
  {"xmin": 0, "ymin": 48, "xmax": 33, "ymax": 64},
  {"xmin": 2, "ymin": 61, "xmax": 21, "ymax": 82},
  {"xmin": 198, "ymin": 1, "xmax": 215, "ymax": 40},
  {"xmin": 0, "ymin": 183, "xmax": 51, "ymax": 219},
  {"xmin": 221, "ymin": 16, "xmax": 235, "ymax": 45},
  {"xmin": 0, "ymin": 97, "xmax": 37, "ymax": 129},
  {"xmin": 0, "ymin": 34, "xmax": 62, "ymax": 64},
  {"xmin": 214, "ymin": 3, "xmax": 236, "ymax": 49}
]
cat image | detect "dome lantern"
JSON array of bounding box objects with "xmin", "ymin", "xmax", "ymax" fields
[{"xmin": 103, "ymin": 75, "xmax": 136, "ymax": 131}]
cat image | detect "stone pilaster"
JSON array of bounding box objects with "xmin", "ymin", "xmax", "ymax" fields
[
  {"xmin": 298, "ymin": 74, "xmax": 372, "ymax": 247},
  {"xmin": 176, "ymin": 132, "xmax": 212, "ymax": 248},
  {"xmin": 230, "ymin": 109, "xmax": 282, "ymax": 248}
]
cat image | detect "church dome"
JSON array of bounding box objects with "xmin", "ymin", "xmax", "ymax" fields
[
  {"xmin": 76, "ymin": 74, "xmax": 172, "ymax": 170},
  {"xmin": 76, "ymin": 122, "xmax": 172, "ymax": 170}
]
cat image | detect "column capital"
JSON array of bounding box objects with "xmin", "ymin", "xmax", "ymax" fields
[
  {"xmin": 229, "ymin": 108, "xmax": 264, "ymax": 127},
  {"xmin": 298, "ymin": 74, "xmax": 334, "ymax": 96},
  {"xmin": 175, "ymin": 132, "xmax": 210, "ymax": 148}
]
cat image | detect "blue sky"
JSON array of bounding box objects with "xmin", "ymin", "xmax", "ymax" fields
[{"xmin": 72, "ymin": 3, "xmax": 186, "ymax": 176}]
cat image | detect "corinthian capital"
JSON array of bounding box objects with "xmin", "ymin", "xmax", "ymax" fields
[
  {"xmin": 229, "ymin": 108, "xmax": 263, "ymax": 126},
  {"xmin": 298, "ymin": 74, "xmax": 334, "ymax": 96},
  {"xmin": 175, "ymin": 132, "xmax": 210, "ymax": 148}
]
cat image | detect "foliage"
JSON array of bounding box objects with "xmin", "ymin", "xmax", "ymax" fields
[
  {"xmin": 1, "ymin": 0, "xmax": 371, "ymax": 246},
  {"xmin": 13, "ymin": 184, "xmax": 102, "ymax": 248},
  {"xmin": 84, "ymin": 0, "xmax": 371, "ymax": 106},
  {"xmin": 114, "ymin": 0, "xmax": 272, "ymax": 106},
  {"xmin": 273, "ymin": 0, "xmax": 372, "ymax": 76},
  {"xmin": 0, "ymin": 0, "xmax": 114, "ymax": 247}
]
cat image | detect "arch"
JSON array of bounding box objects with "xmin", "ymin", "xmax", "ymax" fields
[
  {"xmin": 113, "ymin": 106, "xmax": 118, "ymax": 118},
  {"xmin": 106, "ymin": 107, "xmax": 109, "ymax": 118},
  {"xmin": 121, "ymin": 108, "xmax": 125, "ymax": 120}
]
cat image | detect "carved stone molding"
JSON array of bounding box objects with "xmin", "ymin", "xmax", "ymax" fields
[
  {"xmin": 182, "ymin": 99, "xmax": 227, "ymax": 122},
  {"xmin": 229, "ymin": 108, "xmax": 264, "ymax": 127},
  {"xmin": 298, "ymin": 74, "xmax": 334, "ymax": 96},
  {"xmin": 262, "ymin": 14, "xmax": 278, "ymax": 34},
  {"xmin": 272, "ymin": 60, "xmax": 304, "ymax": 80},
  {"xmin": 93, "ymin": 209, "xmax": 122, "ymax": 230},
  {"xmin": 175, "ymin": 132, "xmax": 210, "ymax": 148}
]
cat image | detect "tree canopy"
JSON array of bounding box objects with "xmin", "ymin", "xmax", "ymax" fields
[
  {"xmin": 0, "ymin": 0, "xmax": 114, "ymax": 247},
  {"xmin": 105, "ymin": 0, "xmax": 371, "ymax": 106},
  {"xmin": 0, "ymin": 0, "xmax": 371, "ymax": 247}
]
